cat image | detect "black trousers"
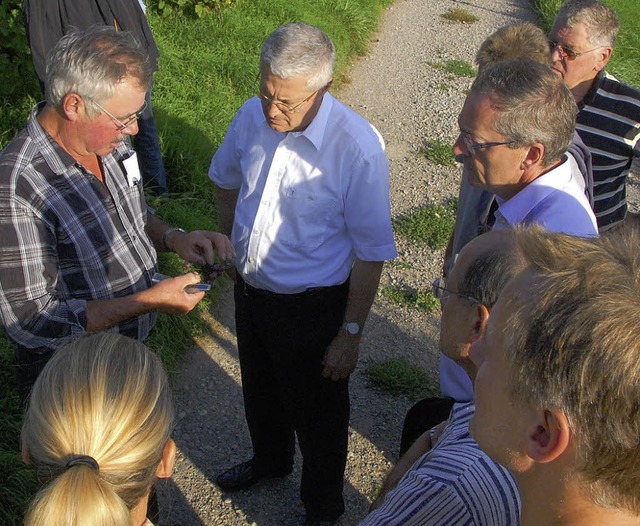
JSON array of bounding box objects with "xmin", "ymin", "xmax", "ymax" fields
[
  {"xmin": 234, "ymin": 276, "xmax": 350, "ymax": 521},
  {"xmin": 399, "ymin": 397, "xmax": 455, "ymax": 457},
  {"xmin": 14, "ymin": 347, "xmax": 55, "ymax": 403}
]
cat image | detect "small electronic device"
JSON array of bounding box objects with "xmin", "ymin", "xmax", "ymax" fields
[
  {"xmin": 151, "ymin": 273, "xmax": 211, "ymax": 293},
  {"xmin": 184, "ymin": 283, "xmax": 212, "ymax": 293}
]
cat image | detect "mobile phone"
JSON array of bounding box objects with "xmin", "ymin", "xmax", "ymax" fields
[{"xmin": 184, "ymin": 283, "xmax": 212, "ymax": 293}]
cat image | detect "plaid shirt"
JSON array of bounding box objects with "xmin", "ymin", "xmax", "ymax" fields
[{"xmin": 0, "ymin": 105, "xmax": 158, "ymax": 351}]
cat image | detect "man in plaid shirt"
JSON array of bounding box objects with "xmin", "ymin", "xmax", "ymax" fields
[{"xmin": 0, "ymin": 26, "xmax": 233, "ymax": 399}]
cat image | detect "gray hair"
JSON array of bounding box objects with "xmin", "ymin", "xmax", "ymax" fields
[
  {"xmin": 470, "ymin": 58, "xmax": 577, "ymax": 167},
  {"xmin": 46, "ymin": 25, "xmax": 152, "ymax": 117},
  {"xmin": 556, "ymin": 0, "xmax": 619, "ymax": 47},
  {"xmin": 260, "ymin": 22, "xmax": 335, "ymax": 91}
]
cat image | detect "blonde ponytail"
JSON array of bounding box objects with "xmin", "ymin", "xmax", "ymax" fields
[{"xmin": 22, "ymin": 333, "xmax": 174, "ymax": 526}]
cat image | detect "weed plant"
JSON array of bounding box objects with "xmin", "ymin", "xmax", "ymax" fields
[
  {"xmin": 420, "ymin": 139, "xmax": 455, "ymax": 166},
  {"xmin": 365, "ymin": 357, "xmax": 436, "ymax": 399},
  {"xmin": 393, "ymin": 200, "xmax": 458, "ymax": 250},
  {"xmin": 381, "ymin": 286, "xmax": 440, "ymax": 313},
  {"xmin": 429, "ymin": 59, "xmax": 476, "ymax": 78},
  {"xmin": 441, "ymin": 8, "xmax": 479, "ymax": 24}
]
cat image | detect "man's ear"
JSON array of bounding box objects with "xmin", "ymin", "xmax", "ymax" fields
[
  {"xmin": 595, "ymin": 46, "xmax": 613, "ymax": 71},
  {"xmin": 522, "ymin": 143, "xmax": 545, "ymax": 171},
  {"xmin": 61, "ymin": 93, "xmax": 83, "ymax": 122},
  {"xmin": 525, "ymin": 408, "xmax": 570, "ymax": 464},
  {"xmin": 469, "ymin": 304, "xmax": 490, "ymax": 344},
  {"xmin": 156, "ymin": 438, "xmax": 176, "ymax": 479},
  {"xmin": 322, "ymin": 78, "xmax": 333, "ymax": 93}
]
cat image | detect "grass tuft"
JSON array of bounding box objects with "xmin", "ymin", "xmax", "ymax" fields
[
  {"xmin": 429, "ymin": 59, "xmax": 476, "ymax": 78},
  {"xmin": 420, "ymin": 139, "xmax": 455, "ymax": 166},
  {"xmin": 441, "ymin": 8, "xmax": 479, "ymax": 24},
  {"xmin": 365, "ymin": 357, "xmax": 436, "ymax": 399},
  {"xmin": 380, "ymin": 286, "xmax": 440, "ymax": 313},
  {"xmin": 393, "ymin": 200, "xmax": 458, "ymax": 250}
]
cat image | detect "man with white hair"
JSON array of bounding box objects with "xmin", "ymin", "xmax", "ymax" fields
[{"xmin": 210, "ymin": 22, "xmax": 396, "ymax": 525}]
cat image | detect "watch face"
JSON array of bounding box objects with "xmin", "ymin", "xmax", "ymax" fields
[{"xmin": 345, "ymin": 322, "xmax": 360, "ymax": 335}]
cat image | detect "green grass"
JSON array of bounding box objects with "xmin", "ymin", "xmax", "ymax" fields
[
  {"xmin": 420, "ymin": 139, "xmax": 455, "ymax": 166},
  {"xmin": 393, "ymin": 200, "xmax": 458, "ymax": 250},
  {"xmin": 428, "ymin": 59, "xmax": 476, "ymax": 78},
  {"xmin": 532, "ymin": 0, "xmax": 640, "ymax": 87},
  {"xmin": 0, "ymin": 1, "xmax": 392, "ymax": 522},
  {"xmin": 0, "ymin": 336, "xmax": 37, "ymax": 522},
  {"xmin": 365, "ymin": 357, "xmax": 437, "ymax": 399},
  {"xmin": 380, "ymin": 286, "xmax": 440, "ymax": 313},
  {"xmin": 149, "ymin": 0, "xmax": 393, "ymax": 191},
  {"xmin": 441, "ymin": 8, "xmax": 479, "ymax": 24}
]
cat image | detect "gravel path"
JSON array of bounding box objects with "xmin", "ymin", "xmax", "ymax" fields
[{"xmin": 158, "ymin": 1, "xmax": 551, "ymax": 524}]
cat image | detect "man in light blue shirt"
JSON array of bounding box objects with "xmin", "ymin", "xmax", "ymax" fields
[{"xmin": 441, "ymin": 58, "xmax": 598, "ymax": 402}]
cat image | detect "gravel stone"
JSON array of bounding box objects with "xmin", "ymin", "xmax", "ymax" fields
[{"xmin": 157, "ymin": 0, "xmax": 640, "ymax": 524}]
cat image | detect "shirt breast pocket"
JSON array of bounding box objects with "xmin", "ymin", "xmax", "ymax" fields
[{"xmin": 278, "ymin": 192, "xmax": 338, "ymax": 250}]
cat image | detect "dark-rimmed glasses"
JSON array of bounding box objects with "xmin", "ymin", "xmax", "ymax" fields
[
  {"xmin": 461, "ymin": 132, "xmax": 514, "ymax": 154},
  {"xmin": 90, "ymin": 99, "xmax": 147, "ymax": 131},
  {"xmin": 432, "ymin": 277, "xmax": 480, "ymax": 304},
  {"xmin": 256, "ymin": 89, "xmax": 318, "ymax": 114},
  {"xmin": 548, "ymin": 40, "xmax": 605, "ymax": 61}
]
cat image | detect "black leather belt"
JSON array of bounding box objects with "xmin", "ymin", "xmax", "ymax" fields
[{"xmin": 237, "ymin": 273, "xmax": 345, "ymax": 299}]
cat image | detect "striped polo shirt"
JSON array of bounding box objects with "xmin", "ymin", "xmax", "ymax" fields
[
  {"xmin": 576, "ymin": 71, "xmax": 640, "ymax": 231},
  {"xmin": 358, "ymin": 403, "xmax": 520, "ymax": 525}
]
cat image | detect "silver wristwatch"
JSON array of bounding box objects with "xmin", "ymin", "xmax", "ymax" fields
[{"xmin": 342, "ymin": 321, "xmax": 362, "ymax": 336}]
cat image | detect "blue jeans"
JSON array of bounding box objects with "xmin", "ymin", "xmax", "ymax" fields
[{"xmin": 134, "ymin": 84, "xmax": 167, "ymax": 194}]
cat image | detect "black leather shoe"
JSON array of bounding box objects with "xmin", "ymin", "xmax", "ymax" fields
[{"xmin": 215, "ymin": 459, "xmax": 291, "ymax": 491}]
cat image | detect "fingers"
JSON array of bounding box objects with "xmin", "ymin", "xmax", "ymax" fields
[
  {"xmin": 191, "ymin": 231, "xmax": 235, "ymax": 265},
  {"xmin": 321, "ymin": 360, "xmax": 353, "ymax": 381},
  {"xmin": 213, "ymin": 232, "xmax": 235, "ymax": 263}
]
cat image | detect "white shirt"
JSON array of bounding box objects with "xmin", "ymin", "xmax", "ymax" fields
[
  {"xmin": 493, "ymin": 157, "xmax": 598, "ymax": 236},
  {"xmin": 209, "ymin": 93, "xmax": 397, "ymax": 293}
]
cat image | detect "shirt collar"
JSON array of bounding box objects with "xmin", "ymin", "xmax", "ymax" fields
[
  {"xmin": 495, "ymin": 157, "xmax": 571, "ymax": 226},
  {"xmin": 579, "ymin": 69, "xmax": 605, "ymax": 109},
  {"xmin": 27, "ymin": 102, "xmax": 77, "ymax": 176},
  {"xmin": 292, "ymin": 92, "xmax": 333, "ymax": 151}
]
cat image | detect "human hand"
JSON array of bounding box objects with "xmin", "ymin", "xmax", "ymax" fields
[
  {"xmin": 147, "ymin": 272, "xmax": 206, "ymax": 314},
  {"xmin": 430, "ymin": 418, "xmax": 449, "ymax": 447},
  {"xmin": 322, "ymin": 332, "xmax": 360, "ymax": 381},
  {"xmin": 170, "ymin": 230, "xmax": 235, "ymax": 267}
]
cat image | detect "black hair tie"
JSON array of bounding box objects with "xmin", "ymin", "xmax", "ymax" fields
[{"xmin": 65, "ymin": 455, "xmax": 99, "ymax": 472}]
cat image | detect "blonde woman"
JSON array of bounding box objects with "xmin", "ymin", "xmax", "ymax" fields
[{"xmin": 21, "ymin": 332, "xmax": 175, "ymax": 526}]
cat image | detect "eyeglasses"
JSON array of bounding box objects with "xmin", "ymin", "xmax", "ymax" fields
[
  {"xmin": 432, "ymin": 277, "xmax": 480, "ymax": 304},
  {"xmin": 548, "ymin": 40, "xmax": 604, "ymax": 61},
  {"xmin": 90, "ymin": 99, "xmax": 147, "ymax": 131},
  {"xmin": 256, "ymin": 89, "xmax": 318, "ymax": 114},
  {"xmin": 460, "ymin": 132, "xmax": 514, "ymax": 154}
]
